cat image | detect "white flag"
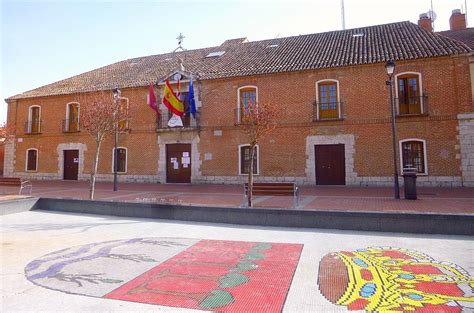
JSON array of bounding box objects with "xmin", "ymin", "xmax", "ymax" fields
[{"xmin": 168, "ymin": 113, "xmax": 183, "ymax": 128}]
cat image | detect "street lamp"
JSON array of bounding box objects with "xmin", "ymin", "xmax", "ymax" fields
[
  {"xmin": 112, "ymin": 86, "xmax": 121, "ymax": 192},
  {"xmin": 385, "ymin": 60, "xmax": 400, "ymax": 199}
]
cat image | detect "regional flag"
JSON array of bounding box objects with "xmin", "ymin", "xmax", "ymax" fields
[
  {"xmin": 148, "ymin": 82, "xmax": 159, "ymax": 115},
  {"xmin": 162, "ymin": 80, "xmax": 184, "ymax": 116},
  {"xmin": 188, "ymin": 79, "xmax": 196, "ymax": 118}
]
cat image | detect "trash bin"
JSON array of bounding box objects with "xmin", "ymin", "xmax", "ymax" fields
[{"xmin": 402, "ymin": 168, "xmax": 417, "ymax": 200}]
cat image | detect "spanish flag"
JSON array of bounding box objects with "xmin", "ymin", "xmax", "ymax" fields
[{"xmin": 162, "ymin": 80, "xmax": 184, "ymax": 116}]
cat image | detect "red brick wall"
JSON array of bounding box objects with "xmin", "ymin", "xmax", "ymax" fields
[{"xmin": 5, "ymin": 55, "xmax": 472, "ymax": 182}]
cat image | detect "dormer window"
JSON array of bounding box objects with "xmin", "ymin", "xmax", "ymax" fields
[{"xmin": 205, "ymin": 51, "xmax": 226, "ymax": 58}]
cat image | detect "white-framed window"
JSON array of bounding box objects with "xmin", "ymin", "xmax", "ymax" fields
[
  {"xmin": 237, "ymin": 86, "xmax": 258, "ymax": 123},
  {"xmin": 111, "ymin": 147, "xmax": 128, "ymax": 174},
  {"xmin": 25, "ymin": 148, "xmax": 38, "ymax": 172},
  {"xmin": 394, "ymin": 72, "xmax": 424, "ymax": 115},
  {"xmin": 65, "ymin": 102, "xmax": 80, "ymax": 132},
  {"xmin": 238, "ymin": 144, "xmax": 259, "ymax": 175},
  {"xmin": 315, "ymin": 79, "xmax": 341, "ymax": 120},
  {"xmin": 118, "ymin": 97, "xmax": 129, "ymax": 131},
  {"xmin": 399, "ymin": 139, "xmax": 428, "ymax": 175},
  {"xmin": 27, "ymin": 105, "xmax": 41, "ymax": 133}
]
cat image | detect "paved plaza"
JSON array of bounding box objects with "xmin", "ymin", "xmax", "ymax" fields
[
  {"xmin": 2, "ymin": 180, "xmax": 474, "ymax": 214},
  {"xmin": 1, "ymin": 209, "xmax": 473, "ymax": 312}
]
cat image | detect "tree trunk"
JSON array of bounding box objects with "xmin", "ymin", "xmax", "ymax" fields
[
  {"xmin": 247, "ymin": 144, "xmax": 256, "ymax": 207},
  {"xmin": 89, "ymin": 140, "xmax": 102, "ymax": 199}
]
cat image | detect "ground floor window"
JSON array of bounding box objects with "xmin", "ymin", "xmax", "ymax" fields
[
  {"xmin": 400, "ymin": 139, "xmax": 427, "ymax": 174},
  {"xmin": 26, "ymin": 149, "xmax": 38, "ymax": 171},
  {"xmin": 112, "ymin": 147, "xmax": 127, "ymax": 173},
  {"xmin": 239, "ymin": 145, "xmax": 258, "ymax": 175}
]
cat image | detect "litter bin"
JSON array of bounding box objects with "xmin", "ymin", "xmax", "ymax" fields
[{"xmin": 402, "ymin": 168, "xmax": 417, "ymax": 200}]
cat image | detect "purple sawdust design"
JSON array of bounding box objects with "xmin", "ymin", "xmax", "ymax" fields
[
  {"xmin": 25, "ymin": 237, "xmax": 201, "ymax": 298},
  {"xmin": 25, "ymin": 242, "xmax": 99, "ymax": 272},
  {"xmin": 28, "ymin": 238, "xmax": 144, "ymax": 280},
  {"xmin": 54, "ymin": 272, "xmax": 123, "ymax": 287}
]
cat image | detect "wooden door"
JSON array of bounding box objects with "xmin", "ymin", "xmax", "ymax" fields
[
  {"xmin": 166, "ymin": 144, "xmax": 191, "ymax": 183},
  {"xmin": 315, "ymin": 144, "xmax": 345, "ymax": 185},
  {"xmin": 63, "ymin": 150, "xmax": 79, "ymax": 180}
]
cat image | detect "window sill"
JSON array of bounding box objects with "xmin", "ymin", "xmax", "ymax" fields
[
  {"xmin": 24, "ymin": 132, "xmax": 42, "ymax": 135},
  {"xmin": 396, "ymin": 113, "xmax": 429, "ymax": 118},
  {"xmin": 156, "ymin": 126, "xmax": 199, "ymax": 133},
  {"xmin": 239, "ymin": 173, "xmax": 260, "ymax": 176},
  {"xmin": 312, "ymin": 117, "xmax": 344, "ymax": 122}
]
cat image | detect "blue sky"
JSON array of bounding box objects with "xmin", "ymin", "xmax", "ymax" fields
[{"xmin": 1, "ymin": 0, "xmax": 471, "ymax": 123}]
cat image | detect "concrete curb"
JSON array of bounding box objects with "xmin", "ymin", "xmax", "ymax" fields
[
  {"xmin": 32, "ymin": 198, "xmax": 474, "ymax": 235},
  {"xmin": 0, "ymin": 197, "xmax": 39, "ymax": 215}
]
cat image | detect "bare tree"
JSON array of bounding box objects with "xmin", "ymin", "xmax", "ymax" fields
[
  {"xmin": 240, "ymin": 101, "xmax": 279, "ymax": 207},
  {"xmin": 0, "ymin": 122, "xmax": 15, "ymax": 142},
  {"xmin": 76, "ymin": 91, "xmax": 131, "ymax": 199}
]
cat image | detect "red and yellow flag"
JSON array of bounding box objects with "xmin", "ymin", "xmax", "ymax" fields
[{"xmin": 162, "ymin": 80, "xmax": 184, "ymax": 116}]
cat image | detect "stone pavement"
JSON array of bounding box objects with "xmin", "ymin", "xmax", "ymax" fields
[
  {"xmin": 1, "ymin": 210, "xmax": 473, "ymax": 312},
  {"xmin": 1, "ymin": 180, "xmax": 473, "ymax": 214}
]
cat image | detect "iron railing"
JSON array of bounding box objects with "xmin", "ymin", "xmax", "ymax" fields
[
  {"xmin": 313, "ymin": 101, "xmax": 343, "ymax": 121},
  {"xmin": 234, "ymin": 108, "xmax": 250, "ymax": 125},
  {"xmin": 24, "ymin": 120, "xmax": 42, "ymax": 134},
  {"xmin": 395, "ymin": 95, "xmax": 429, "ymax": 116},
  {"xmin": 156, "ymin": 112, "xmax": 199, "ymax": 129},
  {"xmin": 62, "ymin": 119, "xmax": 80, "ymax": 133}
]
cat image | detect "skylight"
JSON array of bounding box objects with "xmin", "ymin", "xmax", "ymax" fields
[{"xmin": 206, "ymin": 51, "xmax": 226, "ymax": 58}]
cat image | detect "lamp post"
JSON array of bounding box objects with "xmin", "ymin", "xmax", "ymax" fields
[
  {"xmin": 385, "ymin": 60, "xmax": 400, "ymax": 199},
  {"xmin": 112, "ymin": 86, "xmax": 121, "ymax": 192}
]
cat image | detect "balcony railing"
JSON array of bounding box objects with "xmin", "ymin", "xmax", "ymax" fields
[
  {"xmin": 156, "ymin": 112, "xmax": 199, "ymax": 129},
  {"xmin": 62, "ymin": 119, "xmax": 80, "ymax": 133},
  {"xmin": 313, "ymin": 101, "xmax": 343, "ymax": 121},
  {"xmin": 24, "ymin": 120, "xmax": 42, "ymax": 134},
  {"xmin": 234, "ymin": 108, "xmax": 249, "ymax": 125},
  {"xmin": 396, "ymin": 95, "xmax": 429, "ymax": 116}
]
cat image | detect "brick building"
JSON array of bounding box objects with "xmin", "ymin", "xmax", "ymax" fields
[{"xmin": 4, "ymin": 14, "xmax": 474, "ymax": 187}]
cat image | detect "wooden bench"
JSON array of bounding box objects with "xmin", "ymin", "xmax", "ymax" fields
[
  {"xmin": 243, "ymin": 182, "xmax": 299, "ymax": 208},
  {"xmin": 0, "ymin": 177, "xmax": 32, "ymax": 195}
]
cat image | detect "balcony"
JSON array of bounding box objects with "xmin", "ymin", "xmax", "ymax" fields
[
  {"xmin": 24, "ymin": 120, "xmax": 42, "ymax": 134},
  {"xmin": 62, "ymin": 119, "xmax": 80, "ymax": 133},
  {"xmin": 156, "ymin": 112, "xmax": 199, "ymax": 130},
  {"xmin": 234, "ymin": 108, "xmax": 249, "ymax": 125},
  {"xmin": 313, "ymin": 101, "xmax": 343, "ymax": 121},
  {"xmin": 396, "ymin": 95, "xmax": 429, "ymax": 116}
]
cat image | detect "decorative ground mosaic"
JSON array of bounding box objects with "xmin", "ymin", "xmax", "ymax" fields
[
  {"xmin": 25, "ymin": 238, "xmax": 303, "ymax": 312},
  {"xmin": 318, "ymin": 247, "xmax": 474, "ymax": 312}
]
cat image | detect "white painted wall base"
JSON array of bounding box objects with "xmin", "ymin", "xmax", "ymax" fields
[{"xmin": 458, "ymin": 113, "xmax": 474, "ymax": 187}]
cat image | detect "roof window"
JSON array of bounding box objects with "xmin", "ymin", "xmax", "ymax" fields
[
  {"xmin": 352, "ymin": 33, "xmax": 364, "ymax": 37},
  {"xmin": 267, "ymin": 44, "xmax": 279, "ymax": 48},
  {"xmin": 205, "ymin": 51, "xmax": 226, "ymax": 58}
]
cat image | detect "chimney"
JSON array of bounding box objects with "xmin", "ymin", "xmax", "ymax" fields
[
  {"xmin": 449, "ymin": 9, "xmax": 467, "ymax": 31},
  {"xmin": 418, "ymin": 13, "xmax": 433, "ymax": 32}
]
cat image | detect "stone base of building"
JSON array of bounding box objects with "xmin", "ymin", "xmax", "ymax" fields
[{"xmin": 4, "ymin": 171, "xmax": 466, "ymax": 188}]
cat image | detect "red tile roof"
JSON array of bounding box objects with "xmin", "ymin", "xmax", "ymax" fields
[
  {"xmin": 7, "ymin": 21, "xmax": 471, "ymax": 100},
  {"xmin": 438, "ymin": 28, "xmax": 474, "ymax": 49}
]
